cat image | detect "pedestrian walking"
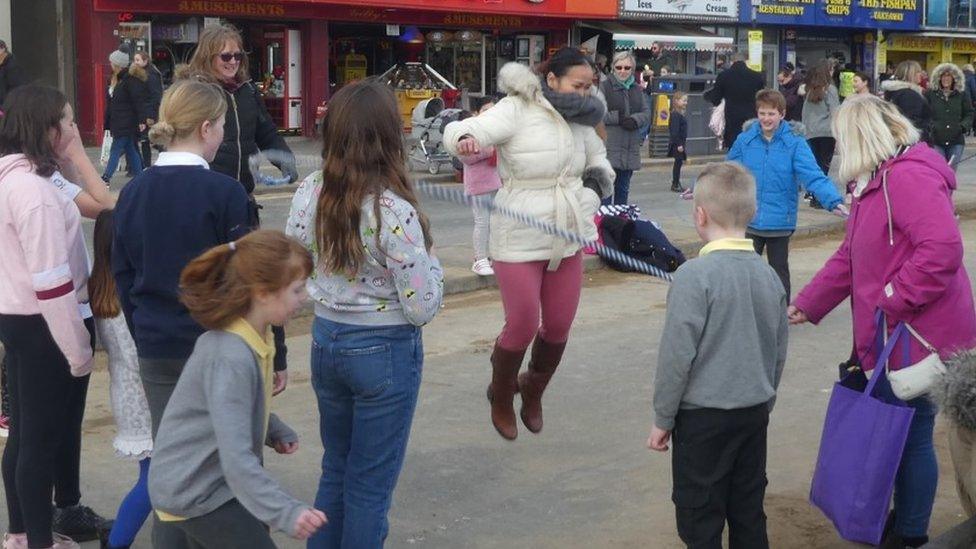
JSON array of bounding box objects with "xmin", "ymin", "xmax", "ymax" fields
[
  {"xmin": 133, "ymin": 51, "xmax": 162, "ymax": 169},
  {"xmin": 925, "ymin": 63, "xmax": 972, "ymax": 170},
  {"xmin": 705, "ymin": 52, "xmax": 765, "ymax": 149},
  {"xmin": 149, "ymin": 230, "xmax": 327, "ymax": 549},
  {"xmin": 0, "ymin": 85, "xmax": 95, "ymax": 549},
  {"xmin": 882, "ymin": 61, "xmax": 932, "ymax": 142},
  {"xmin": 648, "ymin": 162, "xmax": 788, "ymax": 549},
  {"xmin": 727, "ymin": 89, "xmax": 847, "ymax": 298},
  {"xmin": 801, "ymin": 61, "xmax": 840, "ymax": 177},
  {"xmin": 102, "ymin": 50, "xmax": 150, "ymax": 183},
  {"xmin": 444, "ymin": 48, "xmax": 614, "ymax": 440},
  {"xmin": 778, "ymin": 63, "xmax": 803, "ymax": 122},
  {"xmin": 88, "ymin": 210, "xmax": 153, "ymax": 549},
  {"xmin": 667, "ymin": 91, "xmax": 688, "ymax": 194},
  {"xmin": 853, "ymin": 71, "xmax": 872, "ymax": 95},
  {"xmin": 963, "ymin": 64, "xmax": 976, "ymax": 136},
  {"xmin": 180, "ymin": 23, "xmax": 297, "ymax": 385},
  {"xmin": 601, "ymin": 50, "xmax": 651, "ymax": 205},
  {"xmin": 112, "ymin": 80, "xmax": 251, "ymax": 438},
  {"xmin": 790, "ymin": 95, "xmax": 976, "ymax": 549},
  {"xmin": 0, "ymin": 40, "xmax": 24, "ymax": 107},
  {"xmin": 285, "ymin": 79, "xmax": 443, "ymax": 548},
  {"xmin": 457, "ymin": 98, "xmax": 502, "ymax": 276}
]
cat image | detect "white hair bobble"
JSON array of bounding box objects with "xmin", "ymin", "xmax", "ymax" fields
[{"xmin": 228, "ymin": 241, "xmax": 237, "ymax": 251}]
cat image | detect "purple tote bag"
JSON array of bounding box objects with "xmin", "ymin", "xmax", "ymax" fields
[{"xmin": 809, "ymin": 319, "xmax": 915, "ymax": 545}]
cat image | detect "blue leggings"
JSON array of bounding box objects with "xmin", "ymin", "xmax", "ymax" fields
[{"xmin": 107, "ymin": 457, "xmax": 151, "ymax": 548}]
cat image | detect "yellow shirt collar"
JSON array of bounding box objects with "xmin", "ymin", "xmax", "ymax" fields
[
  {"xmin": 699, "ymin": 237, "xmax": 755, "ymax": 256},
  {"xmin": 225, "ymin": 318, "xmax": 275, "ymax": 363}
]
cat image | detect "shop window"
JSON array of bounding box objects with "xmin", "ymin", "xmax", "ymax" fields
[
  {"xmin": 928, "ymin": 0, "xmax": 949, "ymax": 26},
  {"xmin": 951, "ymin": 0, "xmax": 972, "ymax": 26},
  {"xmin": 426, "ymin": 31, "xmax": 486, "ymax": 95}
]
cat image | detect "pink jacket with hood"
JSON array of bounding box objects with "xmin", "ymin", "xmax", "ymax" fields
[
  {"xmin": 0, "ymin": 154, "xmax": 93, "ymax": 375},
  {"xmin": 793, "ymin": 143, "xmax": 976, "ymax": 372},
  {"xmin": 459, "ymin": 146, "xmax": 502, "ymax": 196}
]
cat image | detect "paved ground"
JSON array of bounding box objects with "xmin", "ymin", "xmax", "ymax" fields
[{"xmin": 11, "ymin": 219, "xmax": 976, "ymax": 548}]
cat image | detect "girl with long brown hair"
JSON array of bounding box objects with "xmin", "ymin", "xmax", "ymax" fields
[
  {"xmin": 801, "ymin": 60, "xmax": 840, "ymax": 180},
  {"xmin": 149, "ymin": 230, "xmax": 326, "ymax": 548},
  {"xmin": 88, "ymin": 209, "xmax": 154, "ymax": 549},
  {"xmin": 286, "ymin": 79, "xmax": 443, "ymax": 547}
]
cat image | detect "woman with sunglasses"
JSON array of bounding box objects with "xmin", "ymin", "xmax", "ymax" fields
[
  {"xmin": 179, "ymin": 23, "xmax": 297, "ymax": 386},
  {"xmin": 599, "ymin": 50, "xmax": 651, "ymax": 205}
]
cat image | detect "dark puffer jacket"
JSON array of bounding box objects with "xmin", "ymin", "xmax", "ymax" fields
[
  {"xmin": 145, "ymin": 64, "xmax": 164, "ymax": 123},
  {"xmin": 0, "ymin": 52, "xmax": 25, "ymax": 107},
  {"xmin": 925, "ymin": 63, "xmax": 973, "ymax": 148},
  {"xmin": 779, "ymin": 75, "xmax": 804, "ymax": 122},
  {"xmin": 104, "ymin": 68, "xmax": 151, "ymax": 139},
  {"xmin": 601, "ymin": 77, "xmax": 652, "ymax": 171},
  {"xmin": 211, "ymin": 79, "xmax": 296, "ymax": 195},
  {"xmin": 882, "ymin": 79, "xmax": 932, "ymax": 142}
]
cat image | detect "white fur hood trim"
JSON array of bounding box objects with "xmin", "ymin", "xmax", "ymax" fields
[
  {"xmin": 497, "ymin": 62, "xmax": 542, "ymax": 100},
  {"xmin": 928, "ymin": 63, "xmax": 966, "ymax": 93}
]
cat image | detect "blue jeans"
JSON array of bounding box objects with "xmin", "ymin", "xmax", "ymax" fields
[
  {"xmin": 102, "ymin": 135, "xmax": 143, "ymax": 180},
  {"xmin": 892, "ymin": 396, "xmax": 938, "ymax": 538},
  {"xmin": 308, "ymin": 317, "xmax": 423, "ymax": 549},
  {"xmin": 932, "ymin": 143, "xmax": 964, "ymax": 170},
  {"xmin": 602, "ymin": 168, "xmax": 634, "ymax": 206}
]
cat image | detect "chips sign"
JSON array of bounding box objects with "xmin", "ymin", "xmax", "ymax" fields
[{"xmin": 745, "ymin": 0, "xmax": 921, "ymax": 29}]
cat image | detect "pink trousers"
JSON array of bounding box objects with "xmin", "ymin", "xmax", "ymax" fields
[{"xmin": 492, "ymin": 252, "xmax": 583, "ymax": 351}]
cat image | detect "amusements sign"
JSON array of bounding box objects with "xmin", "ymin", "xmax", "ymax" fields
[
  {"xmin": 748, "ymin": 0, "xmax": 921, "ymax": 29},
  {"xmin": 621, "ymin": 0, "xmax": 739, "ymax": 21}
]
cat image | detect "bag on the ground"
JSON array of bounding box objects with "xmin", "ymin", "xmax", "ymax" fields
[
  {"xmin": 99, "ymin": 130, "xmax": 112, "ymax": 168},
  {"xmin": 881, "ymin": 318, "xmax": 947, "ymax": 401},
  {"xmin": 810, "ymin": 312, "xmax": 915, "ymax": 545},
  {"xmin": 598, "ymin": 216, "xmax": 685, "ymax": 274}
]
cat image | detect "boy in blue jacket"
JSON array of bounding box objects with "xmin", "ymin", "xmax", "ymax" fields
[{"xmin": 727, "ymin": 89, "xmax": 848, "ymax": 298}]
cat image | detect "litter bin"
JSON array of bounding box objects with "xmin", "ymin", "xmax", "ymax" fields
[{"xmin": 644, "ymin": 75, "xmax": 722, "ymax": 158}]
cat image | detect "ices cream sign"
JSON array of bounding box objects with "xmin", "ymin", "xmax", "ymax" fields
[{"xmin": 621, "ymin": 0, "xmax": 738, "ymax": 18}]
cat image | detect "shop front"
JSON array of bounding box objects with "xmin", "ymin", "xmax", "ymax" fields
[
  {"xmin": 741, "ymin": 0, "xmax": 922, "ymax": 81},
  {"xmin": 879, "ymin": 35, "xmax": 976, "ymax": 73},
  {"xmin": 74, "ymin": 0, "xmax": 616, "ymax": 144}
]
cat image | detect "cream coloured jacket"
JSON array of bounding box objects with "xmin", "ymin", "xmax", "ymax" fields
[{"xmin": 444, "ymin": 62, "xmax": 614, "ymax": 269}]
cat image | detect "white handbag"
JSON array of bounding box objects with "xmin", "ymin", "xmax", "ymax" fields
[
  {"xmin": 99, "ymin": 130, "xmax": 112, "ymax": 168},
  {"xmin": 885, "ymin": 322, "xmax": 946, "ymax": 401}
]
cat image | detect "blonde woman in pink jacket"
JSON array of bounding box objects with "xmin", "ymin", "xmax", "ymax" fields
[
  {"xmin": 0, "ymin": 86, "xmax": 94, "ymax": 549},
  {"xmin": 458, "ymin": 98, "xmax": 503, "ymax": 276}
]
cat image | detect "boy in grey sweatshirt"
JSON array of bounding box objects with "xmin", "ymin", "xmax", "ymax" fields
[{"xmin": 647, "ymin": 162, "xmax": 788, "ymax": 549}]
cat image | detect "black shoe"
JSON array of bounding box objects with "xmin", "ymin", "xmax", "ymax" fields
[
  {"xmin": 53, "ymin": 504, "xmax": 111, "ymax": 542},
  {"xmin": 670, "ymin": 182, "xmax": 686, "ymax": 193},
  {"xmin": 809, "ymin": 196, "xmax": 823, "ymax": 210}
]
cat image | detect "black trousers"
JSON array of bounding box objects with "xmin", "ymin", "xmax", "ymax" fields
[
  {"xmin": 672, "ymin": 404, "xmax": 770, "ymax": 549},
  {"xmin": 152, "ymin": 499, "xmax": 276, "ymax": 549},
  {"xmin": 806, "ymin": 137, "xmax": 836, "ymax": 176},
  {"xmin": 748, "ymin": 232, "xmax": 792, "ymax": 299},
  {"xmin": 139, "ymin": 137, "xmax": 153, "ymax": 169},
  {"xmin": 250, "ymin": 195, "xmax": 288, "ymax": 374},
  {"xmin": 672, "ymin": 157, "xmax": 685, "ymax": 186},
  {"xmin": 0, "ymin": 314, "xmax": 94, "ymax": 547}
]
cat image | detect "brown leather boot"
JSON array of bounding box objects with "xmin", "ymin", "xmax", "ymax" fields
[
  {"xmin": 487, "ymin": 342, "xmax": 526, "ymax": 440},
  {"xmin": 517, "ymin": 336, "xmax": 566, "ymax": 434}
]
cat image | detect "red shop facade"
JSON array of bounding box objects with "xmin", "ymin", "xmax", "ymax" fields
[{"xmin": 75, "ymin": 0, "xmax": 615, "ymax": 144}]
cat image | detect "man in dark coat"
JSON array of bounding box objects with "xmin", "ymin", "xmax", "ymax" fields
[
  {"xmin": 704, "ymin": 53, "xmax": 765, "ymax": 148},
  {"xmin": 0, "ymin": 40, "xmax": 25, "ymax": 107}
]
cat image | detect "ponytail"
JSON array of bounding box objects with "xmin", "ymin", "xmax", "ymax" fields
[{"xmin": 180, "ymin": 230, "xmax": 313, "ymax": 330}]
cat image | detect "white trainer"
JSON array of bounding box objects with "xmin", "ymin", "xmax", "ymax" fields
[{"xmin": 471, "ymin": 259, "xmax": 495, "ymax": 276}]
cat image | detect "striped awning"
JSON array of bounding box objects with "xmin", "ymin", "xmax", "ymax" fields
[{"xmin": 613, "ymin": 32, "xmax": 734, "ymax": 52}]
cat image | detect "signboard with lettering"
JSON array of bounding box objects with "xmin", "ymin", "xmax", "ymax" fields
[
  {"xmin": 744, "ymin": 0, "xmax": 921, "ymax": 30},
  {"xmin": 622, "ymin": 0, "xmax": 739, "ymax": 20}
]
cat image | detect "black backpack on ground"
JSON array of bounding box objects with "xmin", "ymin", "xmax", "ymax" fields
[{"xmin": 598, "ymin": 216, "xmax": 686, "ymax": 274}]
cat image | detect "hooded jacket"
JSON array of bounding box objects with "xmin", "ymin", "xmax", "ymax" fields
[
  {"xmin": 105, "ymin": 68, "xmax": 152, "ymax": 139},
  {"xmin": 925, "ymin": 63, "xmax": 973, "ymax": 147},
  {"xmin": 727, "ymin": 119, "xmax": 843, "ymax": 231},
  {"xmin": 601, "ymin": 76, "xmax": 652, "ymax": 171},
  {"xmin": 444, "ymin": 62, "xmax": 614, "ymax": 268},
  {"xmin": 0, "ymin": 155, "xmax": 92, "ymax": 374},
  {"xmin": 794, "ymin": 143, "xmax": 976, "ymax": 372},
  {"xmin": 882, "ymin": 79, "xmax": 932, "ymax": 142}
]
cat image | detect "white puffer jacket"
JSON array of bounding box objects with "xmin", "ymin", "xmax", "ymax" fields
[{"xmin": 444, "ymin": 62, "xmax": 614, "ymax": 269}]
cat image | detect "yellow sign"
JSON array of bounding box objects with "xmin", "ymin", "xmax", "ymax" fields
[
  {"xmin": 888, "ymin": 36, "xmax": 940, "ymax": 51},
  {"xmin": 953, "ymin": 39, "xmax": 976, "ymax": 54},
  {"xmin": 654, "ymin": 94, "xmax": 670, "ymax": 127},
  {"xmin": 748, "ymin": 30, "xmax": 763, "ymax": 72}
]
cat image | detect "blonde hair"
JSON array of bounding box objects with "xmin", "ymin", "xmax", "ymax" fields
[
  {"xmin": 894, "ymin": 60, "xmax": 923, "ymax": 87},
  {"xmin": 694, "ymin": 162, "xmax": 756, "ymax": 230},
  {"xmin": 671, "ymin": 91, "xmax": 687, "ymax": 113},
  {"xmin": 832, "ymin": 94, "xmax": 919, "ymax": 183},
  {"xmin": 185, "ymin": 24, "xmax": 249, "ymax": 82},
  {"xmin": 148, "ymin": 80, "xmax": 227, "ymax": 149}
]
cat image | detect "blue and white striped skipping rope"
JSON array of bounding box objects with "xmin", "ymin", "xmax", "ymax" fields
[{"xmin": 250, "ymin": 151, "xmax": 675, "ymax": 283}]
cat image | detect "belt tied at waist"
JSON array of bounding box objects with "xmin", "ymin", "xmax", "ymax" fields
[{"xmin": 506, "ymin": 174, "xmax": 587, "ymax": 271}]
